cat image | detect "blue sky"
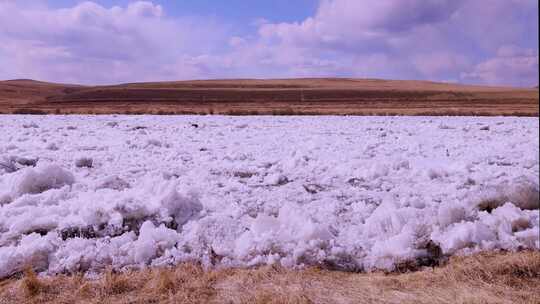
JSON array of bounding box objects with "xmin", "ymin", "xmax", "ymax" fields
[
  {"xmin": 0, "ymin": 0, "xmax": 538, "ymax": 86},
  {"xmin": 29, "ymin": 0, "xmax": 319, "ymax": 40},
  {"xmin": 47, "ymin": 0, "xmax": 318, "ymax": 26}
]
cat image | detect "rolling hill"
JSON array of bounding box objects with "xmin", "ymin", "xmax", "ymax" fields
[{"xmin": 0, "ymin": 78, "xmax": 538, "ymax": 115}]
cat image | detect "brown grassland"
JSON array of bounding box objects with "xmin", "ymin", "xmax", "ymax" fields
[
  {"xmin": 0, "ymin": 251, "xmax": 538, "ymax": 304},
  {"xmin": 0, "ymin": 78, "xmax": 538, "ymax": 116}
]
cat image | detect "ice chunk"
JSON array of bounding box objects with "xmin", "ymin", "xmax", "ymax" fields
[
  {"xmin": 0, "ymin": 233, "xmax": 57, "ymax": 278},
  {"xmin": 438, "ymin": 202, "xmax": 466, "ymax": 227},
  {"xmin": 146, "ymin": 139, "xmax": 162, "ymax": 147},
  {"xmin": 160, "ymin": 186, "xmax": 203, "ymax": 228},
  {"xmin": 433, "ymin": 222, "xmax": 496, "ymax": 254},
  {"xmin": 491, "ymin": 203, "xmax": 532, "ymax": 233},
  {"xmin": 133, "ymin": 221, "xmax": 179, "ymax": 264},
  {"xmin": 234, "ymin": 205, "xmax": 332, "ymax": 265},
  {"xmin": 264, "ymin": 173, "xmax": 289, "ymax": 186},
  {"xmin": 476, "ymin": 179, "xmax": 539, "ymax": 211},
  {"xmin": 46, "ymin": 143, "xmax": 59, "ymax": 151},
  {"xmin": 95, "ymin": 175, "xmax": 130, "ymax": 191},
  {"xmin": 365, "ymin": 227, "xmax": 419, "ymax": 270},
  {"xmin": 515, "ymin": 228, "xmax": 540, "ymax": 248},
  {"xmin": 10, "ymin": 164, "xmax": 75, "ymax": 197},
  {"xmin": 0, "ymin": 157, "xmax": 17, "ymax": 173},
  {"xmin": 75, "ymin": 157, "xmax": 93, "ymax": 168}
]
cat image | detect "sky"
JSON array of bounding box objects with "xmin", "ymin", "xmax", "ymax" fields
[{"xmin": 0, "ymin": 0, "xmax": 538, "ymax": 86}]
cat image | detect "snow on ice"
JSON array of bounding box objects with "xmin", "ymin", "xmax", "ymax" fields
[{"xmin": 0, "ymin": 115, "xmax": 538, "ymax": 278}]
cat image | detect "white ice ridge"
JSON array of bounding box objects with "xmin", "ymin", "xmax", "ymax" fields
[{"xmin": 0, "ymin": 115, "xmax": 538, "ymax": 278}]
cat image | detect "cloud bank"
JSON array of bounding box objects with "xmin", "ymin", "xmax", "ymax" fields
[{"xmin": 0, "ymin": 0, "xmax": 537, "ymax": 86}]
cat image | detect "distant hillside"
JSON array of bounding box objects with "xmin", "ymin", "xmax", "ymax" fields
[{"xmin": 0, "ymin": 78, "xmax": 538, "ymax": 116}]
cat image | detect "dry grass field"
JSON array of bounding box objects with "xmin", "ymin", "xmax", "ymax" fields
[
  {"xmin": 0, "ymin": 251, "xmax": 538, "ymax": 304},
  {"xmin": 0, "ymin": 78, "xmax": 538, "ymax": 116}
]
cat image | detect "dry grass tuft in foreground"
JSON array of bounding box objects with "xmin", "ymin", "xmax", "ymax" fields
[
  {"xmin": 0, "ymin": 251, "xmax": 538, "ymax": 304},
  {"xmin": 20, "ymin": 269, "xmax": 47, "ymax": 298}
]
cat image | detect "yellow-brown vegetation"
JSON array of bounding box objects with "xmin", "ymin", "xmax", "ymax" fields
[
  {"xmin": 1, "ymin": 251, "xmax": 538, "ymax": 304},
  {"xmin": 1, "ymin": 78, "xmax": 538, "ymax": 116}
]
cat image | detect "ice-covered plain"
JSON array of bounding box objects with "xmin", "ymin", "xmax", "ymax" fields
[{"xmin": 0, "ymin": 115, "xmax": 538, "ymax": 279}]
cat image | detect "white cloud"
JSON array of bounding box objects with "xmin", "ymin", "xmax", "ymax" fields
[
  {"xmin": 238, "ymin": 0, "xmax": 538, "ymax": 85},
  {"xmin": 462, "ymin": 46, "xmax": 539, "ymax": 87},
  {"xmin": 0, "ymin": 1, "xmax": 228, "ymax": 84},
  {"xmin": 0, "ymin": 0, "xmax": 537, "ymax": 86},
  {"xmin": 413, "ymin": 52, "xmax": 470, "ymax": 78}
]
